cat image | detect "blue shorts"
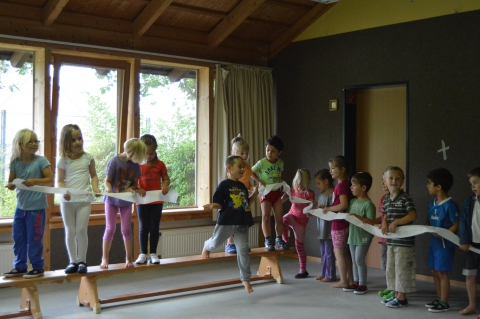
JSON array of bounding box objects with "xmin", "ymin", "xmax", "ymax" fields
[
  {"xmin": 463, "ymin": 250, "xmax": 480, "ymax": 276},
  {"xmin": 428, "ymin": 246, "xmax": 454, "ymax": 271}
]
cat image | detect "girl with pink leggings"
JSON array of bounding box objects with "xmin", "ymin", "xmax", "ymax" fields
[
  {"xmin": 101, "ymin": 138, "xmax": 146, "ymax": 269},
  {"xmin": 282, "ymin": 169, "xmax": 315, "ymax": 278}
]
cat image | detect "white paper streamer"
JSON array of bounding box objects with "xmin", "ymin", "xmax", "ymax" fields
[
  {"xmin": 12, "ymin": 179, "xmax": 178, "ymax": 204},
  {"xmin": 308, "ymin": 207, "xmax": 480, "ymax": 254}
]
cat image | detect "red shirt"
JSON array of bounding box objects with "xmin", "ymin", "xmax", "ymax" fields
[
  {"xmin": 137, "ymin": 159, "xmax": 168, "ymax": 205},
  {"xmin": 331, "ymin": 180, "xmax": 353, "ymax": 231}
]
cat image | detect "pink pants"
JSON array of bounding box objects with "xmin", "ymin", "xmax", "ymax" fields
[
  {"xmin": 103, "ymin": 203, "xmax": 133, "ymax": 241},
  {"xmin": 282, "ymin": 213, "xmax": 307, "ymax": 272}
]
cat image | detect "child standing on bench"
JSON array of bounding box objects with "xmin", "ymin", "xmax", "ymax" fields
[
  {"xmin": 102, "ymin": 138, "xmax": 146, "ymax": 269},
  {"xmin": 135, "ymin": 134, "xmax": 170, "ymax": 265},
  {"xmin": 225, "ymin": 134, "xmax": 255, "ymax": 254},
  {"xmin": 202, "ymin": 155, "xmax": 257, "ymax": 293},
  {"xmin": 57, "ymin": 124, "xmax": 101, "ymax": 274},
  {"xmin": 4, "ymin": 129, "xmax": 53, "ymax": 279},
  {"xmin": 251, "ymin": 135, "xmax": 289, "ymax": 251}
]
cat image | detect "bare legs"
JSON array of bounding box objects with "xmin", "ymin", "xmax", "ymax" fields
[
  {"xmin": 460, "ymin": 275, "xmax": 477, "ymax": 315},
  {"xmin": 100, "ymin": 240, "xmax": 133, "ymax": 268},
  {"xmin": 331, "ymin": 246, "xmax": 353, "ymax": 288},
  {"xmin": 261, "ymin": 199, "xmax": 283, "ymax": 238}
]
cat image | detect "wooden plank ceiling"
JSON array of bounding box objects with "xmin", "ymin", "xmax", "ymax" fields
[{"xmin": 0, "ymin": 0, "xmax": 336, "ymax": 66}]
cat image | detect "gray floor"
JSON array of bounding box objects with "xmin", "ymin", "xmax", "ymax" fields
[{"xmin": 0, "ymin": 256, "xmax": 476, "ymax": 319}]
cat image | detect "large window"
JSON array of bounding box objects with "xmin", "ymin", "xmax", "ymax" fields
[
  {"xmin": 139, "ymin": 65, "xmax": 197, "ymax": 208},
  {"xmin": 54, "ymin": 64, "xmax": 119, "ymax": 203},
  {"xmin": 0, "ymin": 49, "xmax": 34, "ymax": 217}
]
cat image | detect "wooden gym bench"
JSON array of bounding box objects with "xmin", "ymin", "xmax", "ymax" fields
[
  {"xmin": 68, "ymin": 247, "xmax": 292, "ymax": 314},
  {"xmin": 0, "ymin": 271, "xmax": 66, "ymax": 319}
]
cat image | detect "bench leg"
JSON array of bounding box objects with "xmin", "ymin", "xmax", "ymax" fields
[
  {"xmin": 257, "ymin": 256, "xmax": 284, "ymax": 284},
  {"xmin": 20, "ymin": 285, "xmax": 42, "ymax": 319},
  {"xmin": 78, "ymin": 276, "xmax": 101, "ymax": 314}
]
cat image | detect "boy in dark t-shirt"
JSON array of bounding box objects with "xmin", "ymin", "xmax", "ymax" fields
[{"xmin": 202, "ymin": 155, "xmax": 257, "ymax": 293}]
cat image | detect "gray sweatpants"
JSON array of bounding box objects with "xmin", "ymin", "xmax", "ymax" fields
[{"xmin": 204, "ymin": 225, "xmax": 251, "ymax": 282}]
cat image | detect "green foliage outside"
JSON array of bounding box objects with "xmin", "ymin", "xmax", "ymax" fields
[
  {"xmin": 0, "ymin": 62, "xmax": 197, "ymax": 214},
  {"xmin": 84, "ymin": 94, "xmax": 117, "ymax": 202},
  {"xmin": 0, "ymin": 60, "xmax": 33, "ymax": 216},
  {"xmin": 138, "ymin": 74, "xmax": 197, "ymax": 207}
]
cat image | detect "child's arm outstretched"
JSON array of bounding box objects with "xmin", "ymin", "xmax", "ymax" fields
[{"xmin": 203, "ymin": 203, "xmax": 222, "ymax": 211}]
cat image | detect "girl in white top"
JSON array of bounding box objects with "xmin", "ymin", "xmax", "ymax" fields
[{"xmin": 57, "ymin": 124, "xmax": 100, "ymax": 274}]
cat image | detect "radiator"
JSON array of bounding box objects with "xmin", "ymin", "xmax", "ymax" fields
[
  {"xmin": 157, "ymin": 224, "xmax": 259, "ymax": 258},
  {"xmin": 0, "ymin": 243, "xmax": 14, "ymax": 274}
]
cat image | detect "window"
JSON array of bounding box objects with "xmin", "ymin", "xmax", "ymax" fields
[
  {"xmin": 0, "ymin": 49, "xmax": 34, "ymax": 217},
  {"xmin": 139, "ymin": 65, "xmax": 197, "ymax": 208},
  {"xmin": 54, "ymin": 64, "xmax": 119, "ymax": 203}
]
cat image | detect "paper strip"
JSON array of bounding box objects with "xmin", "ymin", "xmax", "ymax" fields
[
  {"xmin": 308, "ymin": 207, "xmax": 480, "ymax": 254},
  {"xmin": 12, "ymin": 179, "xmax": 178, "ymax": 204}
]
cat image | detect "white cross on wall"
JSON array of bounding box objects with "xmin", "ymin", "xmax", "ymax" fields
[{"xmin": 437, "ymin": 140, "xmax": 449, "ymax": 160}]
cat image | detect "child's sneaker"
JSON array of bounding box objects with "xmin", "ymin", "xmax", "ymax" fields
[
  {"xmin": 425, "ymin": 298, "xmax": 440, "ymax": 308},
  {"xmin": 150, "ymin": 253, "xmax": 160, "ymax": 264},
  {"xmin": 386, "ymin": 298, "xmax": 408, "ymax": 308},
  {"xmin": 428, "ymin": 301, "xmax": 450, "ymax": 312},
  {"xmin": 265, "ymin": 238, "xmax": 275, "ymax": 251},
  {"xmin": 135, "ymin": 254, "xmax": 147, "ymax": 264},
  {"xmin": 378, "ymin": 288, "xmax": 392, "ymax": 297},
  {"xmin": 225, "ymin": 243, "xmax": 237, "ymax": 254},
  {"xmin": 343, "ymin": 283, "xmax": 359, "ymax": 292},
  {"xmin": 354, "ymin": 285, "xmax": 368, "ymax": 295},
  {"xmin": 381, "ymin": 296, "xmax": 396, "ymax": 304},
  {"xmin": 23, "ymin": 269, "xmax": 44, "ymax": 279},
  {"xmin": 383, "ymin": 291, "xmax": 395, "ymax": 300},
  {"xmin": 275, "ymin": 238, "xmax": 289, "ymax": 250},
  {"xmin": 3, "ymin": 268, "xmax": 27, "ymax": 277}
]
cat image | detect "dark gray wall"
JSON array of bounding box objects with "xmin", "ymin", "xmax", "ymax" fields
[
  {"xmin": 51, "ymin": 224, "xmax": 129, "ymax": 270},
  {"xmin": 271, "ymin": 10, "xmax": 480, "ymax": 281}
]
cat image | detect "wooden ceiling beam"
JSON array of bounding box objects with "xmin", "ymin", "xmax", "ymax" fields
[
  {"xmin": 42, "ymin": 0, "xmax": 70, "ymax": 27},
  {"xmin": 265, "ymin": 0, "xmax": 314, "ymax": 11},
  {"xmin": 0, "ymin": 17, "xmax": 268, "ymax": 66},
  {"xmin": 132, "ymin": 0, "xmax": 174, "ymax": 39},
  {"xmin": 169, "ymin": 3, "xmax": 290, "ymax": 28},
  {"xmin": 268, "ymin": 2, "xmax": 336, "ymax": 59},
  {"xmin": 207, "ymin": 0, "xmax": 265, "ymax": 48}
]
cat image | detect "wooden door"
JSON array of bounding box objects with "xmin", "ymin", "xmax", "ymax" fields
[{"xmin": 356, "ymin": 85, "xmax": 407, "ymax": 268}]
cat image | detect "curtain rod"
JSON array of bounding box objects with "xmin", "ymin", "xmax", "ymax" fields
[{"xmin": 0, "ymin": 34, "xmax": 272, "ymax": 70}]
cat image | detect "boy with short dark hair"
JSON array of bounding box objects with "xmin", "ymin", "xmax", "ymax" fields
[
  {"xmin": 251, "ymin": 135, "xmax": 288, "ymax": 251},
  {"xmin": 459, "ymin": 167, "xmax": 480, "ymax": 316},
  {"xmin": 424, "ymin": 168, "xmax": 459, "ymax": 313},
  {"xmin": 202, "ymin": 155, "xmax": 257, "ymax": 293}
]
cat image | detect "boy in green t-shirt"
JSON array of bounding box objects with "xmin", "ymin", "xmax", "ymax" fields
[{"xmin": 344, "ymin": 172, "xmax": 376, "ymax": 295}]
